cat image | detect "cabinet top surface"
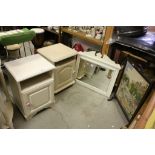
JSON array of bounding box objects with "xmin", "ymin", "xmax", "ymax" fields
[
  {"xmin": 37, "ymin": 43, "xmax": 77, "ymax": 62},
  {"xmin": 4, "ymin": 54, "xmax": 55, "ymax": 82}
]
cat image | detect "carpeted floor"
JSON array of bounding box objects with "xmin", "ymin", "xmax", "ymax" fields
[{"xmin": 13, "ymin": 83, "xmax": 128, "ymax": 129}]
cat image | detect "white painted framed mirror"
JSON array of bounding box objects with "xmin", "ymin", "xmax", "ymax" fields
[{"xmin": 75, "ymin": 51, "xmax": 121, "ymax": 98}]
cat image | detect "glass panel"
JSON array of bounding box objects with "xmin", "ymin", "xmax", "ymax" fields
[{"xmin": 77, "ymin": 59, "xmax": 112, "ymax": 92}]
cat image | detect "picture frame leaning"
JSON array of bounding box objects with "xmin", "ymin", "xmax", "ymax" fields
[{"xmin": 115, "ymin": 58, "xmax": 152, "ymax": 123}]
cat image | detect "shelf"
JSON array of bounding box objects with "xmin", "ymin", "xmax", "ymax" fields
[
  {"xmin": 61, "ymin": 28, "xmax": 103, "ymax": 46},
  {"xmin": 20, "ymin": 72, "xmax": 52, "ymax": 91},
  {"xmin": 42, "ymin": 27, "xmax": 59, "ymax": 35}
]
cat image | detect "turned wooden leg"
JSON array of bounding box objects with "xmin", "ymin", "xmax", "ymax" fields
[{"xmin": 107, "ymin": 69, "xmax": 112, "ymax": 79}]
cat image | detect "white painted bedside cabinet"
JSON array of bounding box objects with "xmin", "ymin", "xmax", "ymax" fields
[
  {"xmin": 4, "ymin": 54, "xmax": 55, "ymax": 120},
  {"xmin": 37, "ymin": 43, "xmax": 77, "ymax": 93}
]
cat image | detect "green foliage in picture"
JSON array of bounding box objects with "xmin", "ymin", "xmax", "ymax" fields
[{"xmin": 116, "ymin": 60, "xmax": 150, "ymax": 121}]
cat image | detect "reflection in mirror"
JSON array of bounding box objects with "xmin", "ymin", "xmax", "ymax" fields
[{"xmin": 77, "ymin": 59, "xmax": 112, "ymax": 93}]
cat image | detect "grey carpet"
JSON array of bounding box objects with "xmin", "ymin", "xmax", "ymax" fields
[{"xmin": 13, "ymin": 83, "xmax": 128, "ymax": 129}]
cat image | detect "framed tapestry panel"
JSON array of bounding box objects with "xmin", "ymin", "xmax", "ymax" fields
[{"xmin": 116, "ymin": 59, "xmax": 152, "ymax": 122}]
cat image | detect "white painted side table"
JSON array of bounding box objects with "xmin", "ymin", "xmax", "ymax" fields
[
  {"xmin": 4, "ymin": 54, "xmax": 55, "ymax": 120},
  {"xmin": 37, "ymin": 43, "xmax": 77, "ymax": 93}
]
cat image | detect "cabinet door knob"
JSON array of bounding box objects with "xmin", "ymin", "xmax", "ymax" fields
[{"xmin": 26, "ymin": 102, "xmax": 31, "ymax": 107}]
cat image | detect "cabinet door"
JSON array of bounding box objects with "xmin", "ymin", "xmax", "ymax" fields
[
  {"xmin": 54, "ymin": 59, "xmax": 76, "ymax": 92},
  {"xmin": 21, "ymin": 81, "xmax": 54, "ymax": 118}
]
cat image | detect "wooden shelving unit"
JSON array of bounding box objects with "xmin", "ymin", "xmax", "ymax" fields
[
  {"xmin": 61, "ymin": 27, "xmax": 114, "ymax": 55},
  {"xmin": 61, "ymin": 27, "xmax": 103, "ymax": 46},
  {"xmin": 42, "ymin": 27, "xmax": 59, "ymax": 35},
  {"xmin": 40, "ymin": 26, "xmax": 114, "ymax": 55}
]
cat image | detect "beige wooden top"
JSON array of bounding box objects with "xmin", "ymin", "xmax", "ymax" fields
[
  {"xmin": 4, "ymin": 54, "xmax": 55, "ymax": 82},
  {"xmin": 37, "ymin": 43, "xmax": 77, "ymax": 63}
]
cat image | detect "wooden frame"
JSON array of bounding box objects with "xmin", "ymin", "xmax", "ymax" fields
[
  {"xmin": 129, "ymin": 89, "xmax": 155, "ymax": 129},
  {"xmin": 115, "ymin": 58, "xmax": 152, "ymax": 123},
  {"xmin": 75, "ymin": 51, "xmax": 121, "ymax": 98}
]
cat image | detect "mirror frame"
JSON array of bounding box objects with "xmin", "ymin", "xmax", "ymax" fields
[{"xmin": 75, "ymin": 51, "xmax": 121, "ymax": 98}]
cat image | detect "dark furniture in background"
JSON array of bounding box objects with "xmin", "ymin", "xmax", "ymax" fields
[
  {"xmin": 110, "ymin": 31, "xmax": 155, "ymax": 86},
  {"xmin": 116, "ymin": 26, "xmax": 148, "ymax": 37},
  {"xmin": 109, "ymin": 31, "xmax": 155, "ymax": 126},
  {"xmin": 109, "ymin": 32, "xmax": 155, "ymax": 64}
]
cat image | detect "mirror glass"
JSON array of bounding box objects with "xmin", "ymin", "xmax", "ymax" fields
[{"xmin": 77, "ymin": 59, "xmax": 112, "ymax": 93}]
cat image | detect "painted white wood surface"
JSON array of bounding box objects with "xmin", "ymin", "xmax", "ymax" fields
[
  {"xmin": 4, "ymin": 55, "xmax": 55, "ymax": 120},
  {"xmin": 4, "ymin": 54, "xmax": 55, "ymax": 82},
  {"xmin": 37, "ymin": 43, "xmax": 77, "ymax": 62},
  {"xmin": 37, "ymin": 43, "xmax": 77, "ymax": 93},
  {"xmin": 76, "ymin": 51, "xmax": 121, "ymax": 97},
  {"xmin": 78, "ymin": 51, "xmax": 121, "ymax": 70}
]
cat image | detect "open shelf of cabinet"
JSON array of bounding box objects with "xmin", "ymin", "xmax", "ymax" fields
[{"xmin": 61, "ymin": 27, "xmax": 103, "ymax": 46}]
